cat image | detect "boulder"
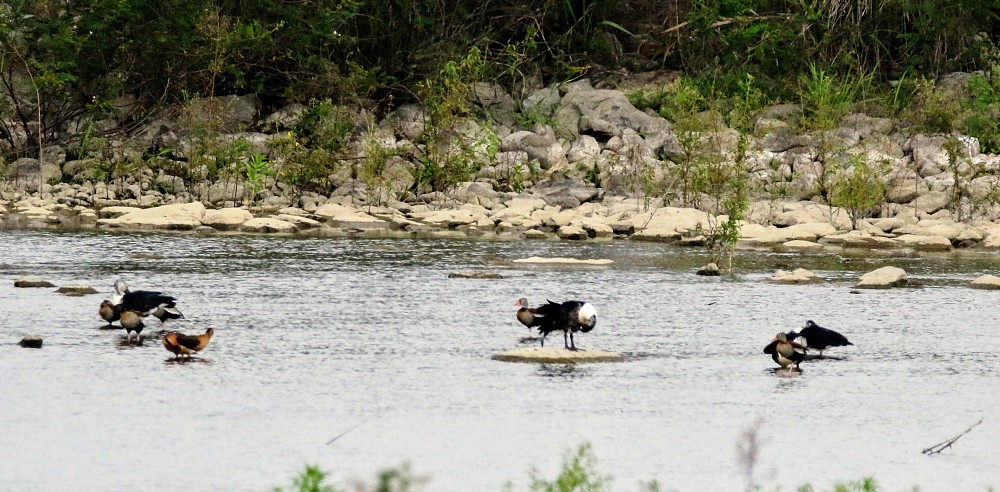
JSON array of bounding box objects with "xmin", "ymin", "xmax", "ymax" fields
[
  {"xmin": 314, "ymin": 203, "xmax": 387, "ymax": 229},
  {"xmin": 778, "ymin": 240, "xmax": 825, "ymax": 252},
  {"xmin": 696, "ymin": 263, "xmax": 721, "ymax": 276},
  {"xmin": 97, "ymin": 202, "xmax": 206, "ymax": 230},
  {"xmin": 18, "ymin": 335, "xmax": 43, "ymax": 348},
  {"xmin": 855, "ymin": 266, "xmax": 908, "ymax": 289},
  {"xmin": 238, "ymin": 217, "xmax": 297, "ymax": 233},
  {"xmin": 557, "ymin": 224, "xmax": 588, "ymax": 240},
  {"xmin": 56, "ymin": 285, "xmax": 98, "ymax": 295},
  {"xmin": 14, "ymin": 276, "xmax": 55, "ymax": 288},
  {"xmin": 273, "ymin": 214, "xmax": 321, "ymax": 229},
  {"xmin": 970, "ymin": 275, "xmax": 1000, "ymax": 290},
  {"xmin": 893, "ymin": 234, "xmax": 952, "ymax": 251},
  {"xmin": 771, "ymin": 268, "xmax": 820, "ymax": 284},
  {"xmin": 201, "ymin": 208, "xmax": 253, "ymax": 230}
]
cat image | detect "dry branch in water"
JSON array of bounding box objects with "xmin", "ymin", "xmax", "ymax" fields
[{"xmin": 922, "ymin": 417, "xmax": 984, "ymax": 455}]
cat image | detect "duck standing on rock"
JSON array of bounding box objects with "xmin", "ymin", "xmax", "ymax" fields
[
  {"xmin": 112, "ymin": 279, "xmax": 184, "ymax": 324},
  {"xmin": 764, "ymin": 332, "xmax": 806, "ymax": 372},
  {"xmin": 534, "ymin": 300, "xmax": 597, "ymax": 351},
  {"xmin": 162, "ymin": 328, "xmax": 214, "ymax": 358}
]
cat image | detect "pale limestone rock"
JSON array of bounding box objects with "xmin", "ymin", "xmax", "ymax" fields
[
  {"xmin": 238, "ymin": 217, "xmax": 297, "ymax": 233},
  {"xmin": 557, "ymin": 224, "xmax": 588, "ymax": 240},
  {"xmin": 779, "ymin": 240, "xmax": 825, "ymax": 252},
  {"xmin": 98, "ymin": 202, "xmax": 206, "ymax": 230},
  {"xmin": 491, "ymin": 347, "xmax": 622, "ymax": 363},
  {"xmin": 771, "ymin": 268, "xmax": 819, "ymax": 284},
  {"xmin": 202, "ymin": 208, "xmax": 253, "ymax": 230},
  {"xmin": 413, "ymin": 208, "xmax": 491, "ymax": 228},
  {"xmin": 970, "ymin": 275, "xmax": 1000, "ymax": 290},
  {"xmin": 856, "ymin": 266, "xmax": 908, "ymax": 289},
  {"xmin": 911, "ymin": 191, "xmax": 950, "ymax": 214},
  {"xmin": 523, "ymin": 229, "xmax": 550, "ymax": 240},
  {"xmin": 574, "ymin": 218, "xmax": 614, "ymax": 238},
  {"xmin": 513, "ymin": 256, "xmax": 613, "ymax": 265},
  {"xmin": 313, "ymin": 203, "xmax": 387, "ymax": 229},
  {"xmin": 826, "ymin": 231, "xmax": 900, "ymax": 248},
  {"xmin": 274, "ymin": 214, "xmax": 321, "ymax": 229},
  {"xmin": 893, "ymin": 234, "xmax": 952, "ymax": 251}
]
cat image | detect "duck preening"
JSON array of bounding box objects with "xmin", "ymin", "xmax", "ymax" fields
[
  {"xmin": 162, "ymin": 328, "xmax": 214, "ymax": 357},
  {"xmin": 112, "ymin": 279, "xmax": 184, "ymax": 323},
  {"xmin": 515, "ymin": 298, "xmax": 546, "ymax": 333},
  {"xmin": 794, "ymin": 320, "xmax": 853, "ymax": 356},
  {"xmin": 119, "ymin": 309, "xmax": 146, "ymax": 342},
  {"xmin": 763, "ymin": 332, "xmax": 806, "ymax": 372},
  {"xmin": 533, "ymin": 300, "xmax": 597, "ymax": 351},
  {"xmin": 99, "ymin": 300, "xmax": 122, "ymax": 327}
]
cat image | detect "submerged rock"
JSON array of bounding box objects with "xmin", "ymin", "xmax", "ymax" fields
[
  {"xmin": 18, "ymin": 335, "xmax": 43, "ymax": 348},
  {"xmin": 448, "ymin": 271, "xmax": 504, "ymax": 279},
  {"xmin": 14, "ymin": 276, "xmax": 55, "ymax": 288},
  {"xmin": 696, "ymin": 263, "xmax": 720, "ymax": 276},
  {"xmin": 491, "ymin": 347, "xmax": 622, "ymax": 363},
  {"xmin": 56, "ymin": 285, "xmax": 98, "ymax": 295},
  {"xmin": 771, "ymin": 268, "xmax": 819, "ymax": 284}
]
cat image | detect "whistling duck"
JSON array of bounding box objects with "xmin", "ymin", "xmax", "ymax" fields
[
  {"xmin": 763, "ymin": 332, "xmax": 806, "ymax": 371},
  {"xmin": 793, "ymin": 320, "xmax": 853, "ymax": 356},
  {"xmin": 515, "ymin": 298, "xmax": 547, "ymax": 333},
  {"xmin": 534, "ymin": 300, "xmax": 597, "ymax": 351},
  {"xmin": 162, "ymin": 328, "xmax": 214, "ymax": 357},
  {"xmin": 112, "ymin": 279, "xmax": 184, "ymax": 323},
  {"xmin": 119, "ymin": 309, "xmax": 146, "ymax": 342},
  {"xmin": 99, "ymin": 300, "xmax": 122, "ymax": 327}
]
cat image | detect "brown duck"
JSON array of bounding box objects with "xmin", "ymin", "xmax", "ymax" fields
[
  {"xmin": 515, "ymin": 298, "xmax": 546, "ymax": 333},
  {"xmin": 162, "ymin": 328, "xmax": 214, "ymax": 357},
  {"xmin": 99, "ymin": 300, "xmax": 122, "ymax": 327},
  {"xmin": 120, "ymin": 310, "xmax": 146, "ymax": 342}
]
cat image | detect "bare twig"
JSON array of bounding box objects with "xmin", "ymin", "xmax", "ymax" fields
[{"xmin": 922, "ymin": 417, "xmax": 984, "ymax": 455}]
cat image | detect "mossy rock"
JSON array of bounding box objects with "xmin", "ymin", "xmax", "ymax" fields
[
  {"xmin": 491, "ymin": 347, "xmax": 623, "ymax": 363},
  {"xmin": 14, "ymin": 276, "xmax": 55, "ymax": 288},
  {"xmin": 56, "ymin": 284, "xmax": 98, "ymax": 295}
]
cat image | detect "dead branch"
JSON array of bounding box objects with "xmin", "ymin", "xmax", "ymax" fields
[{"xmin": 922, "ymin": 417, "xmax": 984, "ymax": 455}]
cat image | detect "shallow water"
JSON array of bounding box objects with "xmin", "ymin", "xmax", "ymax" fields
[{"xmin": 1, "ymin": 230, "xmax": 998, "ymax": 491}]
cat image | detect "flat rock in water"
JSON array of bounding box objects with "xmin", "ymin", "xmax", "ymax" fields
[
  {"xmin": 491, "ymin": 347, "xmax": 623, "ymax": 363},
  {"xmin": 18, "ymin": 335, "xmax": 43, "ymax": 348},
  {"xmin": 14, "ymin": 276, "xmax": 55, "ymax": 288},
  {"xmin": 448, "ymin": 271, "xmax": 504, "ymax": 279},
  {"xmin": 56, "ymin": 284, "xmax": 98, "ymax": 295},
  {"xmin": 513, "ymin": 256, "xmax": 613, "ymax": 265}
]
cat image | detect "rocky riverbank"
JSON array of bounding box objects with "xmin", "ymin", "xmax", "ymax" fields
[{"xmin": 4, "ymin": 73, "xmax": 1000, "ymax": 255}]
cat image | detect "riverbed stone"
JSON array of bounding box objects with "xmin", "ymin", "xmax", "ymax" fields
[
  {"xmin": 491, "ymin": 347, "xmax": 623, "ymax": 363},
  {"xmin": 314, "ymin": 203, "xmax": 387, "ymax": 229},
  {"xmin": 56, "ymin": 284, "xmax": 98, "ymax": 295},
  {"xmin": 512, "ymin": 256, "xmax": 613, "ymax": 265},
  {"xmin": 14, "ymin": 276, "xmax": 56, "ymax": 288},
  {"xmin": 970, "ymin": 275, "xmax": 1000, "ymax": 290},
  {"xmin": 18, "ymin": 335, "xmax": 43, "ymax": 348},
  {"xmin": 274, "ymin": 214, "xmax": 321, "ymax": 229},
  {"xmin": 238, "ymin": 217, "xmax": 297, "ymax": 233},
  {"xmin": 778, "ymin": 240, "xmax": 825, "ymax": 252},
  {"xmin": 826, "ymin": 231, "xmax": 900, "ymax": 249},
  {"xmin": 201, "ymin": 208, "xmax": 253, "ymax": 230},
  {"xmin": 98, "ymin": 202, "xmax": 206, "ymax": 230},
  {"xmin": 447, "ymin": 271, "xmax": 504, "ymax": 279},
  {"xmin": 557, "ymin": 224, "xmax": 588, "ymax": 240},
  {"xmin": 771, "ymin": 268, "xmax": 820, "ymax": 284},
  {"xmin": 856, "ymin": 266, "xmax": 908, "ymax": 289},
  {"xmin": 696, "ymin": 263, "xmax": 720, "ymax": 276},
  {"xmin": 893, "ymin": 234, "xmax": 952, "ymax": 251}
]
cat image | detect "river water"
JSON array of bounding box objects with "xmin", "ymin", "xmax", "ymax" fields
[{"xmin": 0, "ymin": 229, "xmax": 997, "ymax": 491}]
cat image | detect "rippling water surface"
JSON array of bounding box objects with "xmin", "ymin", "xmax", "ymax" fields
[{"xmin": 1, "ymin": 230, "xmax": 999, "ymax": 491}]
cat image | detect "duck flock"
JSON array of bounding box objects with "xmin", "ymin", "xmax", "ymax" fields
[
  {"xmin": 515, "ymin": 297, "xmax": 853, "ymax": 371},
  {"xmin": 98, "ymin": 279, "xmax": 213, "ymax": 358}
]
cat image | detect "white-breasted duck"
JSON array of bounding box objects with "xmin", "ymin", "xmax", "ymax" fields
[
  {"xmin": 533, "ymin": 300, "xmax": 597, "ymax": 351},
  {"xmin": 793, "ymin": 320, "xmax": 853, "ymax": 357},
  {"xmin": 112, "ymin": 279, "xmax": 184, "ymax": 323}
]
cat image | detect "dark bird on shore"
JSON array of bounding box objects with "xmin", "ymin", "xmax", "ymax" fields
[
  {"xmin": 120, "ymin": 309, "xmax": 146, "ymax": 342},
  {"xmin": 793, "ymin": 320, "xmax": 853, "ymax": 356},
  {"xmin": 515, "ymin": 298, "xmax": 547, "ymax": 333},
  {"xmin": 534, "ymin": 300, "xmax": 597, "ymax": 351},
  {"xmin": 764, "ymin": 332, "xmax": 806, "ymax": 372},
  {"xmin": 162, "ymin": 328, "xmax": 214, "ymax": 358},
  {"xmin": 99, "ymin": 300, "xmax": 122, "ymax": 327},
  {"xmin": 112, "ymin": 279, "xmax": 184, "ymax": 323}
]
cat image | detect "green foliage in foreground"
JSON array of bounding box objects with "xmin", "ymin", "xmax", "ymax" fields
[{"xmin": 273, "ymin": 444, "xmax": 929, "ymax": 492}]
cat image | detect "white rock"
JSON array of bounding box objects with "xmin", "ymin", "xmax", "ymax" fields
[
  {"xmin": 771, "ymin": 268, "xmax": 820, "ymax": 284},
  {"xmin": 512, "ymin": 256, "xmax": 613, "ymax": 265},
  {"xmin": 893, "ymin": 234, "xmax": 952, "ymax": 251},
  {"xmin": 238, "ymin": 217, "xmax": 297, "ymax": 233},
  {"xmin": 970, "ymin": 275, "xmax": 1000, "ymax": 290},
  {"xmin": 314, "ymin": 203, "xmax": 387, "ymax": 229},
  {"xmin": 856, "ymin": 266, "xmax": 908, "ymax": 289},
  {"xmin": 202, "ymin": 208, "xmax": 253, "ymax": 230}
]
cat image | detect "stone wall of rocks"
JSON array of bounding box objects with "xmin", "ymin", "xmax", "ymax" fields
[{"xmin": 4, "ymin": 74, "xmax": 1000, "ymax": 253}]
